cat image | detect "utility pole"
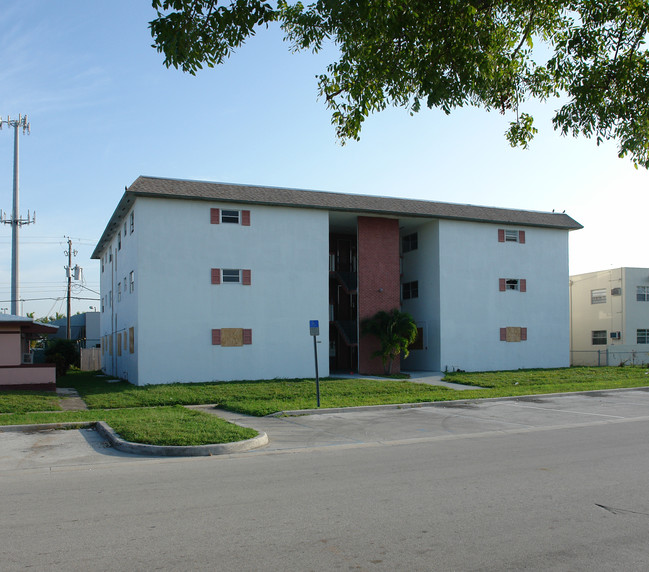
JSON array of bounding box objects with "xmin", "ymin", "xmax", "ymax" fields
[
  {"xmin": 64, "ymin": 236, "xmax": 78, "ymax": 339},
  {"xmin": 0, "ymin": 114, "xmax": 35, "ymax": 316}
]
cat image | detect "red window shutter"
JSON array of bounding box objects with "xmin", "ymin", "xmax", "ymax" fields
[
  {"xmin": 500, "ymin": 328, "xmax": 507, "ymax": 341},
  {"xmin": 519, "ymin": 230, "xmax": 526, "ymax": 243},
  {"xmin": 241, "ymin": 210, "xmax": 251, "ymax": 226},
  {"xmin": 243, "ymin": 329, "xmax": 252, "ymax": 345},
  {"xmin": 520, "ymin": 279, "xmax": 527, "ymax": 292},
  {"xmin": 521, "ymin": 327, "xmax": 528, "ymax": 341},
  {"xmin": 498, "ymin": 229, "xmax": 505, "ymax": 242},
  {"xmin": 499, "ymin": 278, "xmax": 506, "ymax": 292},
  {"xmin": 242, "ymin": 269, "xmax": 251, "ymax": 285},
  {"xmin": 211, "ymin": 268, "xmax": 221, "ymax": 284},
  {"xmin": 210, "ymin": 208, "xmax": 220, "ymax": 224},
  {"xmin": 211, "ymin": 329, "xmax": 221, "ymax": 345}
]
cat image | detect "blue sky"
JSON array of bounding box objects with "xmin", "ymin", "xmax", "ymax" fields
[{"xmin": 0, "ymin": 1, "xmax": 647, "ymax": 318}]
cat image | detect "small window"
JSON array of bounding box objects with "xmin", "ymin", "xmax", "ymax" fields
[
  {"xmin": 101, "ymin": 258, "xmax": 104, "ymax": 273},
  {"xmin": 117, "ymin": 282, "xmax": 121, "ymax": 302},
  {"xmin": 222, "ymin": 269, "xmax": 241, "ymax": 283},
  {"xmin": 101, "ymin": 298, "xmax": 104, "ymax": 313},
  {"xmin": 637, "ymin": 286, "xmax": 649, "ymax": 302},
  {"xmin": 124, "ymin": 222, "xmax": 127, "ymax": 237},
  {"xmin": 118, "ymin": 233, "xmax": 121, "ymax": 251},
  {"xmin": 221, "ymin": 210, "xmax": 240, "ymax": 224},
  {"xmin": 506, "ymin": 279, "xmax": 519, "ymax": 291},
  {"xmin": 505, "ymin": 230, "xmax": 518, "ymax": 242},
  {"xmin": 591, "ymin": 289, "xmax": 606, "ymax": 304},
  {"xmin": 403, "ymin": 280, "xmax": 419, "ymax": 300},
  {"xmin": 637, "ymin": 329, "xmax": 649, "ymax": 344},
  {"xmin": 592, "ymin": 330, "xmax": 607, "ymax": 345},
  {"xmin": 129, "ymin": 271, "xmax": 135, "ymax": 293},
  {"xmin": 130, "ymin": 211, "xmax": 134, "ymax": 234},
  {"xmin": 402, "ymin": 233, "xmax": 418, "ymax": 253}
]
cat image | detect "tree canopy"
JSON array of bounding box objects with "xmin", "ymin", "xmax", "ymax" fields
[{"xmin": 150, "ymin": 1, "xmax": 649, "ymax": 168}]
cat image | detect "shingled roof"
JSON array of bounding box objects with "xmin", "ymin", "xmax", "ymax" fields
[{"xmin": 92, "ymin": 176, "xmax": 582, "ymax": 258}]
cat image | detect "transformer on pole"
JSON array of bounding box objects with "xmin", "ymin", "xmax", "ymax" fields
[{"xmin": 0, "ymin": 114, "xmax": 35, "ymax": 316}]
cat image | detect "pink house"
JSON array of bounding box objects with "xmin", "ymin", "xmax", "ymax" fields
[{"xmin": 0, "ymin": 315, "xmax": 58, "ymax": 391}]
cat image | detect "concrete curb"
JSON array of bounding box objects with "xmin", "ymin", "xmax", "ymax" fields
[
  {"xmin": 270, "ymin": 386, "xmax": 649, "ymax": 417},
  {"xmin": 0, "ymin": 421, "xmax": 269, "ymax": 457}
]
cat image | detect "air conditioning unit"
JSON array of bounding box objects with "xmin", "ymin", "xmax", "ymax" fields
[
  {"xmin": 610, "ymin": 331, "xmax": 621, "ymax": 340},
  {"xmin": 611, "ymin": 287, "xmax": 622, "ymax": 296},
  {"xmin": 22, "ymin": 353, "xmax": 33, "ymax": 364}
]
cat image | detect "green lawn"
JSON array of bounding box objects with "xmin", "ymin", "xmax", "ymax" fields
[
  {"xmin": 0, "ymin": 406, "xmax": 257, "ymax": 446},
  {"xmin": 57, "ymin": 366, "xmax": 649, "ymax": 416},
  {"xmin": 2, "ymin": 366, "xmax": 648, "ymax": 446}
]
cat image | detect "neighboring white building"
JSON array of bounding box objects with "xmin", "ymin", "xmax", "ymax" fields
[
  {"xmin": 570, "ymin": 267, "xmax": 649, "ymax": 366},
  {"xmin": 92, "ymin": 176, "xmax": 581, "ymax": 385}
]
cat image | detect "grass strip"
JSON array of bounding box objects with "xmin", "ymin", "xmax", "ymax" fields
[
  {"xmin": 0, "ymin": 406, "xmax": 257, "ymax": 446},
  {"xmin": 54, "ymin": 366, "xmax": 649, "ymax": 417},
  {"xmin": 0, "ymin": 391, "xmax": 61, "ymax": 414}
]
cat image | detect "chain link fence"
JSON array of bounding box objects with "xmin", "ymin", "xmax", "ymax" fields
[{"xmin": 571, "ymin": 349, "xmax": 649, "ymax": 367}]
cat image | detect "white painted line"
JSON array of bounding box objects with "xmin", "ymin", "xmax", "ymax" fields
[{"xmin": 502, "ymin": 402, "xmax": 626, "ymax": 419}]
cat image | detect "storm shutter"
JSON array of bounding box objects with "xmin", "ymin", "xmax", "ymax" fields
[{"xmin": 210, "ymin": 208, "xmax": 220, "ymax": 224}]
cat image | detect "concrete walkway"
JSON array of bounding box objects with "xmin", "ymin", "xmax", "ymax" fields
[
  {"xmin": 334, "ymin": 370, "xmax": 482, "ymax": 390},
  {"xmin": 56, "ymin": 387, "xmax": 88, "ymax": 411}
]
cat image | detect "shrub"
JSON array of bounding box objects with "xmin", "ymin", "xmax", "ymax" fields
[{"xmin": 45, "ymin": 339, "xmax": 80, "ymax": 378}]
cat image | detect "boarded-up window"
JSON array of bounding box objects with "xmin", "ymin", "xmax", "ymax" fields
[
  {"xmin": 500, "ymin": 327, "xmax": 527, "ymax": 342},
  {"xmin": 221, "ymin": 328, "xmax": 244, "ymax": 346},
  {"xmin": 129, "ymin": 327, "xmax": 135, "ymax": 353}
]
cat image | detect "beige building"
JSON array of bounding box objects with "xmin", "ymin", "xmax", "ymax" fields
[{"xmin": 570, "ymin": 268, "xmax": 649, "ymax": 366}]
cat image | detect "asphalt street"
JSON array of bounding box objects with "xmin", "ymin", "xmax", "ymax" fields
[{"xmin": 2, "ymin": 389, "xmax": 649, "ymax": 570}]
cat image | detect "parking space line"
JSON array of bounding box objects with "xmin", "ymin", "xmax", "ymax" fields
[{"xmin": 502, "ymin": 402, "xmax": 627, "ymax": 419}]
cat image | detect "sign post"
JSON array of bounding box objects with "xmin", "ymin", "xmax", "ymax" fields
[{"xmin": 309, "ymin": 320, "xmax": 320, "ymax": 407}]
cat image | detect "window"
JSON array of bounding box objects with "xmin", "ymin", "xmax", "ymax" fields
[
  {"xmin": 500, "ymin": 327, "xmax": 527, "ymax": 342},
  {"xmin": 222, "ymin": 269, "xmax": 241, "ymax": 283},
  {"xmin": 498, "ymin": 229, "xmax": 526, "ymax": 243},
  {"xmin": 221, "ymin": 210, "xmax": 240, "ymax": 224},
  {"xmin": 124, "ymin": 332, "xmax": 127, "ymax": 351},
  {"xmin": 118, "ymin": 233, "xmax": 121, "ymax": 251},
  {"xmin": 410, "ymin": 327, "xmax": 424, "ymax": 350},
  {"xmin": 499, "ymin": 278, "xmax": 526, "ymax": 292},
  {"xmin": 637, "ymin": 329, "xmax": 649, "ymax": 344},
  {"xmin": 117, "ymin": 333, "xmax": 122, "ymax": 356},
  {"xmin": 130, "ymin": 211, "xmax": 134, "ymax": 234},
  {"xmin": 210, "ymin": 208, "xmax": 251, "ymax": 225},
  {"xmin": 403, "ymin": 281, "xmax": 418, "ymax": 299},
  {"xmin": 211, "ymin": 328, "xmax": 252, "ymax": 346},
  {"xmin": 117, "ymin": 282, "xmax": 121, "ymax": 302},
  {"xmin": 592, "ymin": 330, "xmax": 607, "ymax": 345},
  {"xmin": 129, "ymin": 271, "xmax": 135, "ymax": 293},
  {"xmin": 101, "ymin": 298, "xmax": 104, "ymax": 313},
  {"xmin": 109, "ymin": 291, "xmax": 112, "ymax": 308},
  {"xmin": 101, "ymin": 257, "xmax": 104, "ymax": 273},
  {"xmin": 591, "ymin": 289, "xmax": 606, "ymax": 304},
  {"xmin": 637, "ymin": 286, "xmax": 649, "ymax": 301},
  {"xmin": 402, "ymin": 233, "xmax": 418, "ymax": 253}
]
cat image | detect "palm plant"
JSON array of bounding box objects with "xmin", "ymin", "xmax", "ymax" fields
[{"xmin": 361, "ymin": 309, "xmax": 418, "ymax": 375}]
